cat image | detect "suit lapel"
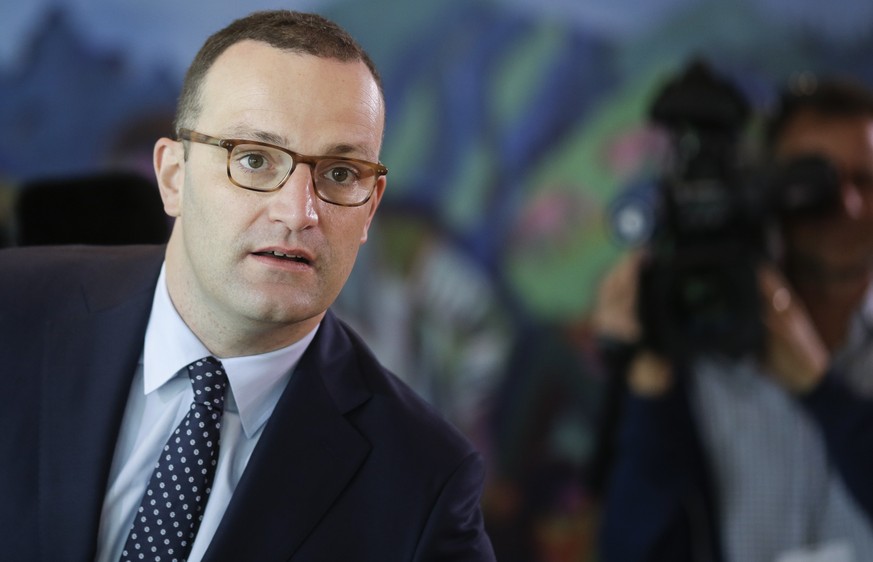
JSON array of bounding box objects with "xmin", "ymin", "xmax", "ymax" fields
[
  {"xmin": 204, "ymin": 313, "xmax": 372, "ymax": 561},
  {"xmin": 37, "ymin": 247, "xmax": 163, "ymax": 560}
]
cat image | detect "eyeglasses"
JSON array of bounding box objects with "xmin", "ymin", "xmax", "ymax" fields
[{"xmin": 177, "ymin": 128, "xmax": 388, "ymax": 207}]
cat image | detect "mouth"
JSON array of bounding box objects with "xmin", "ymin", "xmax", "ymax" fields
[{"xmin": 253, "ymin": 249, "xmax": 312, "ymax": 266}]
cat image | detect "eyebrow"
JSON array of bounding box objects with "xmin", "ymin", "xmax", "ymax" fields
[
  {"xmin": 225, "ymin": 126, "xmax": 287, "ymax": 146},
  {"xmin": 223, "ymin": 126, "xmax": 376, "ymax": 160}
]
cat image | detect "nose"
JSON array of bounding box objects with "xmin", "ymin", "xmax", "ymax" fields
[
  {"xmin": 266, "ymin": 165, "xmax": 319, "ymax": 230},
  {"xmin": 838, "ymin": 177, "xmax": 866, "ymax": 219}
]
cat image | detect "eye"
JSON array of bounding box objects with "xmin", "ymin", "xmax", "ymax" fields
[
  {"xmin": 242, "ymin": 153, "xmax": 266, "ymax": 170},
  {"xmin": 231, "ymin": 146, "xmax": 285, "ymax": 178},
  {"xmin": 236, "ymin": 151, "xmax": 272, "ymax": 171},
  {"xmin": 321, "ymin": 162, "xmax": 362, "ymax": 185},
  {"xmin": 330, "ymin": 167, "xmax": 351, "ymax": 182}
]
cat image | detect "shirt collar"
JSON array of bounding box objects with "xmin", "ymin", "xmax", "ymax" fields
[
  {"xmin": 143, "ymin": 263, "xmax": 319, "ymax": 438},
  {"xmin": 829, "ymin": 282, "xmax": 873, "ymax": 368},
  {"xmin": 857, "ymin": 282, "xmax": 873, "ymax": 333}
]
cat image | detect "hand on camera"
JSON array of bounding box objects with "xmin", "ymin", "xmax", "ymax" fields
[
  {"xmin": 592, "ymin": 251, "xmax": 644, "ymax": 343},
  {"xmin": 593, "ymin": 251, "xmax": 675, "ymax": 396},
  {"xmin": 759, "ymin": 264, "xmax": 830, "ymax": 394}
]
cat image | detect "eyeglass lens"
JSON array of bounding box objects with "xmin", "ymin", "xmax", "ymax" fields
[{"xmin": 229, "ymin": 143, "xmax": 376, "ymax": 205}]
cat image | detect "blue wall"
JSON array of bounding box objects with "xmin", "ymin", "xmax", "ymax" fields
[{"xmin": 2, "ymin": 1, "xmax": 872, "ymax": 558}]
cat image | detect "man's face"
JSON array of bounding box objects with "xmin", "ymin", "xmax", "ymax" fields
[
  {"xmin": 157, "ymin": 40, "xmax": 386, "ymax": 355},
  {"xmin": 776, "ymin": 110, "xmax": 873, "ymax": 276}
]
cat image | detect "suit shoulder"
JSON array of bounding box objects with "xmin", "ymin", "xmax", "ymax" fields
[
  {"xmin": 336, "ymin": 318, "xmax": 479, "ymax": 462},
  {"xmin": 0, "ymin": 243, "xmax": 162, "ymax": 271},
  {"xmin": 0, "ymin": 244, "xmax": 164, "ymax": 314}
]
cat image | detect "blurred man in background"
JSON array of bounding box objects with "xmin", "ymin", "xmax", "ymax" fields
[{"xmin": 594, "ymin": 76, "xmax": 873, "ymax": 561}]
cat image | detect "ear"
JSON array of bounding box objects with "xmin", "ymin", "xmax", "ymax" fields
[
  {"xmin": 360, "ymin": 175, "xmax": 386, "ymax": 244},
  {"xmin": 154, "ymin": 137, "xmax": 185, "ymax": 217}
]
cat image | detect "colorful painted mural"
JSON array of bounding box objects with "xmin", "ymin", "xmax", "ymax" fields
[{"xmin": 1, "ymin": 1, "xmax": 872, "ymax": 558}]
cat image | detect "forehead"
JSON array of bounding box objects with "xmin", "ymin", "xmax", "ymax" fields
[
  {"xmin": 195, "ymin": 40, "xmax": 384, "ymax": 156},
  {"xmin": 777, "ymin": 111, "xmax": 873, "ymax": 166}
]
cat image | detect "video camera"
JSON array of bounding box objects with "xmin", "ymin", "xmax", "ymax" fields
[{"xmin": 612, "ymin": 60, "xmax": 841, "ymax": 360}]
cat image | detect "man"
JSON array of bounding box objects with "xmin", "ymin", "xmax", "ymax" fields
[
  {"xmin": 594, "ymin": 77, "xmax": 873, "ymax": 561},
  {"xmin": 0, "ymin": 10, "xmax": 495, "ymax": 561}
]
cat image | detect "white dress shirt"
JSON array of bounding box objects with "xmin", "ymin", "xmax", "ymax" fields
[
  {"xmin": 95, "ymin": 264, "xmax": 318, "ymax": 562},
  {"xmin": 692, "ymin": 284, "xmax": 873, "ymax": 562}
]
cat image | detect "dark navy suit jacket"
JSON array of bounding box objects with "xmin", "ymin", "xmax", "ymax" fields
[{"xmin": 0, "ymin": 245, "xmax": 495, "ymax": 561}]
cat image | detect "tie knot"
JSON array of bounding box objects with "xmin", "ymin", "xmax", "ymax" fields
[{"xmin": 186, "ymin": 356, "xmax": 228, "ymax": 408}]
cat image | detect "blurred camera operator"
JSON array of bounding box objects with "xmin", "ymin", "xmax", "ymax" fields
[{"xmin": 594, "ymin": 77, "xmax": 873, "ymax": 561}]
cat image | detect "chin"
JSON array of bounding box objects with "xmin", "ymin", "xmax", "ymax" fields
[{"xmin": 257, "ymin": 297, "xmax": 326, "ymax": 325}]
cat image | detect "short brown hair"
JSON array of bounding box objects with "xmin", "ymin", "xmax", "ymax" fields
[
  {"xmin": 766, "ymin": 76, "xmax": 873, "ymax": 150},
  {"xmin": 174, "ymin": 10, "xmax": 383, "ymax": 132}
]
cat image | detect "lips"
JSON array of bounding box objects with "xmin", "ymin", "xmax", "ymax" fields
[{"xmin": 253, "ymin": 249, "xmax": 313, "ymax": 265}]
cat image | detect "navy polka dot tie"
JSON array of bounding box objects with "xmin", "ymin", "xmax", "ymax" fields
[{"xmin": 120, "ymin": 356, "xmax": 229, "ymax": 562}]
